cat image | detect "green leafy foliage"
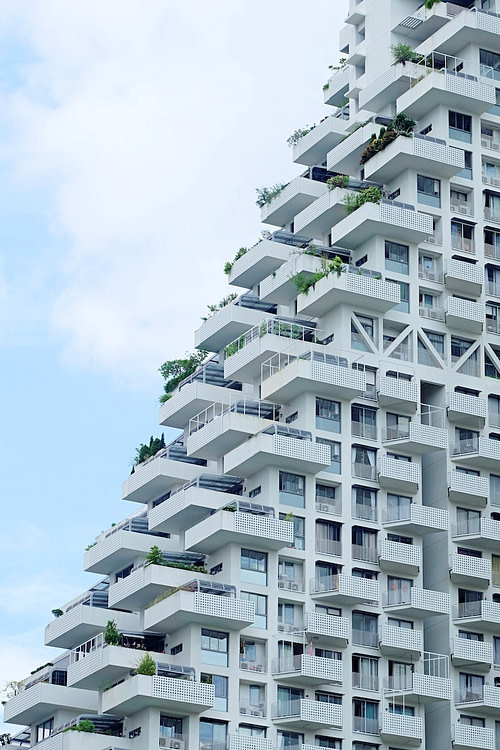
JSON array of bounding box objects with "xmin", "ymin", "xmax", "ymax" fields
[
  {"xmin": 51, "ymin": 609, "xmax": 63, "ymax": 618},
  {"xmin": 137, "ymin": 652, "xmax": 157, "ymax": 676},
  {"xmin": 104, "ymin": 620, "xmax": 121, "ymax": 646},
  {"xmin": 359, "ymin": 113, "xmax": 415, "ymax": 166},
  {"xmin": 30, "ymin": 663, "xmax": 53, "ymax": 675},
  {"xmin": 145, "ymin": 545, "xmax": 164, "ymax": 566},
  {"xmin": 255, "ymin": 183, "xmax": 287, "ymax": 208},
  {"xmin": 291, "ymin": 256, "xmax": 346, "ymax": 296},
  {"xmin": 391, "ymin": 43, "xmax": 419, "ymax": 65},
  {"xmin": 328, "ymin": 58, "xmax": 347, "ymax": 72},
  {"xmin": 425, "ymin": 0, "xmax": 441, "ymax": 7},
  {"xmin": 343, "ymin": 187, "xmax": 382, "ymax": 215},
  {"xmin": 158, "ymin": 351, "xmax": 207, "ymax": 404},
  {"xmin": 134, "ymin": 434, "xmax": 166, "ymax": 465},
  {"xmin": 65, "ymin": 720, "xmax": 95, "ymax": 733},
  {"xmin": 326, "ymin": 174, "xmax": 350, "ymax": 190},
  {"xmin": 201, "ymin": 293, "xmax": 238, "ymax": 321},
  {"xmin": 224, "ymin": 247, "xmax": 248, "ymax": 275},
  {"xmin": 287, "ymin": 125, "xmax": 316, "ymax": 147}
]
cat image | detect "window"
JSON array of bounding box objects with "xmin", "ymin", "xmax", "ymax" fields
[
  {"xmin": 239, "ymin": 725, "xmax": 266, "ymax": 738},
  {"xmin": 459, "ymin": 672, "xmax": 484, "ymax": 702},
  {"xmin": 485, "ymin": 228, "xmax": 500, "ymax": 259},
  {"xmin": 352, "ymin": 486, "xmax": 377, "ymax": 522},
  {"xmin": 316, "ymin": 691, "xmax": 341, "ymax": 704},
  {"xmin": 449, "ymin": 111, "xmax": 472, "ymax": 143},
  {"xmin": 37, "ymin": 719, "xmax": 54, "ymax": 743},
  {"xmin": 352, "ymin": 610, "xmax": 378, "ymax": 648},
  {"xmin": 455, "ymin": 427, "xmax": 479, "ymax": 454},
  {"xmin": 386, "ymin": 493, "xmax": 412, "ymax": 522},
  {"xmin": 424, "ymin": 330, "xmax": 445, "ymax": 356},
  {"xmin": 391, "ymin": 280, "xmax": 410, "ymax": 313},
  {"xmin": 317, "ymin": 438, "xmax": 341, "ymax": 474},
  {"xmin": 202, "ymin": 674, "xmax": 228, "ymax": 711},
  {"xmin": 315, "ymin": 736, "xmax": 341, "ymax": 749},
  {"xmin": 200, "ymin": 719, "xmax": 227, "ymax": 750},
  {"xmin": 460, "ymin": 715, "xmax": 485, "ymax": 727},
  {"xmin": 385, "ymin": 241, "xmax": 409, "ymax": 274},
  {"xmin": 279, "ymin": 560, "xmax": 303, "ymax": 591},
  {"xmin": 486, "ymin": 266, "xmax": 500, "ymax": 297},
  {"xmin": 417, "ymin": 175, "xmax": 441, "ymax": 208},
  {"xmin": 388, "ymin": 617, "xmax": 413, "ymax": 629},
  {"xmin": 485, "ymin": 191, "xmax": 500, "ymax": 222},
  {"xmin": 386, "ymin": 412, "xmax": 410, "ymax": 440},
  {"xmin": 353, "ymin": 699, "xmax": 379, "ymax": 734},
  {"xmin": 279, "ymin": 471, "xmax": 305, "ymax": 508},
  {"xmin": 352, "ymin": 654, "xmax": 379, "ymax": 690},
  {"xmin": 480, "ymin": 48, "xmax": 500, "ymax": 81},
  {"xmin": 201, "ymin": 630, "xmax": 229, "ymax": 667},
  {"xmin": 458, "ymin": 589, "xmax": 483, "ymax": 618},
  {"xmin": 281, "ymin": 513, "xmax": 305, "ymax": 550},
  {"xmin": 241, "ymin": 549, "xmax": 267, "ymax": 586},
  {"xmin": 276, "ymin": 687, "xmax": 304, "ymax": 717},
  {"xmin": 316, "ymin": 398, "xmax": 341, "ymax": 433},
  {"xmin": 492, "ymin": 474, "xmax": 500, "ymax": 505},
  {"xmin": 458, "ymin": 151, "xmax": 473, "ymax": 180},
  {"xmin": 315, "ymin": 561, "xmax": 340, "ymax": 590},
  {"xmin": 278, "ymin": 602, "xmax": 300, "ymax": 630},
  {"xmin": 351, "ymin": 405, "xmax": 377, "ymax": 440},
  {"xmin": 388, "ymin": 660, "xmax": 413, "ymax": 690},
  {"xmin": 241, "ymin": 592, "xmax": 267, "ymax": 629},
  {"xmin": 387, "ymin": 576, "xmax": 412, "ymax": 605},
  {"xmin": 352, "ymin": 526, "xmax": 378, "ymax": 563},
  {"xmin": 315, "ymin": 520, "xmax": 342, "ymax": 556},
  {"xmin": 278, "ymin": 731, "xmax": 304, "ymax": 749},
  {"xmin": 451, "ymin": 337, "xmax": 473, "ymax": 361},
  {"xmin": 170, "ymin": 643, "xmax": 183, "ymax": 655},
  {"xmin": 352, "ymin": 446, "xmax": 377, "ymax": 481},
  {"xmin": 160, "ymin": 716, "xmax": 183, "ymax": 738},
  {"xmin": 316, "ymin": 483, "xmax": 338, "ymax": 514},
  {"xmin": 456, "ymin": 508, "xmax": 481, "ymax": 536}
]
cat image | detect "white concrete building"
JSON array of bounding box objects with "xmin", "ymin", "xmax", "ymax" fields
[{"xmin": 5, "ymin": 1, "xmax": 500, "ymax": 748}]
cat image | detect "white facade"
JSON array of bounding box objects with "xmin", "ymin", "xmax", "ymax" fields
[{"xmin": 6, "ymin": 1, "xmax": 500, "ymax": 749}]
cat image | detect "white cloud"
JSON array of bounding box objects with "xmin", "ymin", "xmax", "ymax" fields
[{"xmin": 0, "ymin": 0, "xmax": 347, "ymax": 384}]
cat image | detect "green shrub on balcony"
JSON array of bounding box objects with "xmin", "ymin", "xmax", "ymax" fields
[
  {"xmin": 255, "ymin": 183, "xmax": 288, "ymax": 208},
  {"xmin": 158, "ymin": 350, "xmax": 208, "ymax": 404},
  {"xmin": 343, "ymin": 187, "xmax": 382, "ymax": 215},
  {"xmin": 134, "ymin": 434, "xmax": 166, "ymax": 466},
  {"xmin": 327, "ymin": 174, "xmax": 350, "ymax": 190},
  {"xmin": 359, "ymin": 113, "xmax": 416, "ymax": 166},
  {"xmin": 104, "ymin": 620, "xmax": 121, "ymax": 646},
  {"xmin": 137, "ymin": 653, "xmax": 157, "ymax": 676},
  {"xmin": 291, "ymin": 255, "xmax": 346, "ymax": 296},
  {"xmin": 425, "ymin": 0, "xmax": 441, "ymax": 8},
  {"xmin": 224, "ymin": 246, "xmax": 248, "ymax": 275},
  {"xmin": 145, "ymin": 545, "xmax": 164, "ymax": 566},
  {"xmin": 201, "ymin": 293, "xmax": 238, "ymax": 321},
  {"xmin": 287, "ymin": 125, "xmax": 316, "ymax": 147},
  {"xmin": 65, "ymin": 720, "xmax": 95, "ymax": 733}
]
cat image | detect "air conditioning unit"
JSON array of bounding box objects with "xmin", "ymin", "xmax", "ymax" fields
[
  {"xmin": 159, "ymin": 740, "xmax": 185, "ymax": 750},
  {"xmin": 240, "ymin": 662, "xmax": 249, "ymax": 670},
  {"xmin": 319, "ymin": 503, "xmax": 330, "ymax": 512},
  {"xmin": 290, "ymin": 583, "xmax": 300, "ymax": 591},
  {"xmin": 240, "ymin": 708, "xmax": 247, "ymax": 714}
]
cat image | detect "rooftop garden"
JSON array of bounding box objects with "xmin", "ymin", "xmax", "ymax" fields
[{"xmin": 359, "ymin": 113, "xmax": 416, "ymax": 166}]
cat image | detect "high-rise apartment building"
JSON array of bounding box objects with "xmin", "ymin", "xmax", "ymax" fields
[{"xmin": 5, "ymin": 0, "xmax": 500, "ymax": 748}]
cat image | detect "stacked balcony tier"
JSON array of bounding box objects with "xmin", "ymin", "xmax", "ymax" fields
[
  {"xmin": 271, "ymin": 654, "xmax": 343, "ymax": 685},
  {"xmin": 379, "ymin": 624, "xmax": 423, "ymax": 660},
  {"xmin": 3, "ymin": 682, "xmax": 98, "ymax": 725},
  {"xmin": 397, "ymin": 69, "xmax": 496, "ymax": 119},
  {"xmin": 382, "ymin": 503, "xmax": 448, "ymax": 534},
  {"xmin": 100, "ymin": 674, "xmax": 214, "ymax": 714},
  {"xmin": 363, "ymin": 133, "xmax": 464, "ymax": 183},
  {"xmin": 45, "ymin": 606, "xmax": 141, "ymax": 649},
  {"xmin": 148, "ymin": 485, "xmax": 243, "ymax": 534},
  {"xmin": 328, "ymin": 200, "xmax": 433, "ymax": 249},
  {"xmin": 271, "ymin": 699, "xmax": 342, "ymax": 728},
  {"xmin": 382, "ymin": 587, "xmax": 450, "ymax": 618},
  {"xmin": 259, "ymin": 254, "xmax": 326, "ymax": 305},
  {"xmin": 382, "ymin": 421, "xmax": 448, "ymax": 454},
  {"xmin": 310, "ymin": 574, "xmax": 379, "ymax": 605},
  {"xmin": 304, "ymin": 612, "xmax": 349, "ymax": 647},
  {"xmin": 297, "ymin": 270, "xmax": 401, "ymax": 318},
  {"xmin": 108, "ymin": 564, "xmax": 197, "ymax": 610},
  {"xmin": 260, "ymin": 176, "xmax": 326, "ymax": 227},
  {"xmin": 224, "ymin": 433, "xmax": 332, "ymax": 476},
  {"xmin": 293, "ymin": 188, "xmax": 352, "ymax": 236},
  {"xmin": 448, "ymin": 470, "xmax": 489, "ymax": 508},
  {"xmin": 451, "ymin": 637, "xmax": 493, "ymax": 672},
  {"xmin": 447, "ymin": 392, "xmax": 487, "ymax": 429},
  {"xmin": 292, "ymin": 115, "xmax": 347, "ymax": 166},
  {"xmin": 159, "ymin": 381, "xmax": 242, "ymax": 430},
  {"xmin": 445, "ymin": 297, "xmax": 483, "ymax": 334},
  {"xmin": 449, "ymin": 553, "xmax": 491, "ymax": 588},
  {"xmin": 453, "ymin": 600, "xmax": 500, "ymax": 632},
  {"xmin": 377, "ymin": 376, "xmax": 419, "ymax": 413},
  {"xmin": 383, "ymin": 672, "xmax": 452, "ymax": 703},
  {"xmin": 228, "ymin": 238, "xmax": 292, "ymax": 289},
  {"xmin": 26, "ymin": 734, "xmax": 134, "ymax": 750},
  {"xmin": 261, "ymin": 350, "xmax": 365, "ymax": 403},
  {"xmin": 445, "ymin": 259, "xmax": 483, "ymax": 297},
  {"xmin": 379, "ymin": 713, "xmax": 423, "ymax": 748},
  {"xmin": 67, "ymin": 644, "xmax": 145, "ymax": 690},
  {"xmin": 122, "ymin": 452, "xmax": 200, "ymax": 504},
  {"xmin": 452, "ymin": 437, "xmax": 500, "ymax": 470},
  {"xmin": 378, "ymin": 539, "xmax": 421, "ymax": 576},
  {"xmin": 195, "ymin": 304, "xmax": 265, "ymax": 353},
  {"xmin": 144, "ymin": 590, "xmax": 255, "ymax": 632},
  {"xmin": 378, "ymin": 456, "xmax": 420, "ymax": 494},
  {"xmin": 452, "ymin": 517, "xmax": 500, "ymax": 551},
  {"xmin": 452, "ymin": 724, "xmax": 495, "ymax": 750},
  {"xmin": 184, "ymin": 510, "xmax": 293, "ymax": 553},
  {"xmin": 455, "ymin": 685, "xmax": 500, "ymax": 717},
  {"xmin": 84, "ymin": 528, "xmax": 174, "ymax": 574}
]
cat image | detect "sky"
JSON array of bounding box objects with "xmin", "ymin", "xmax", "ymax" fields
[{"xmin": 0, "ymin": 0, "xmax": 348, "ymax": 734}]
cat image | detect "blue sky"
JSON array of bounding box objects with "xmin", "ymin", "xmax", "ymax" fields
[{"xmin": 0, "ymin": 0, "xmax": 347, "ymax": 733}]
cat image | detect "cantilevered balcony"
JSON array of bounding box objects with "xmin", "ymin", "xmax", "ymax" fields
[
  {"xmin": 271, "ymin": 654, "xmax": 343, "ymax": 685},
  {"xmin": 393, "ymin": 1, "xmax": 457, "ymax": 43},
  {"xmin": 259, "ymin": 253, "xmax": 324, "ymax": 305},
  {"xmin": 185, "ymin": 508, "xmax": 293, "ymax": 553},
  {"xmin": 364, "ymin": 133, "xmax": 464, "ymax": 183},
  {"xmin": 326, "ymin": 121, "xmax": 376, "ymax": 174},
  {"xmin": 359, "ymin": 61, "xmax": 425, "ymax": 113},
  {"xmin": 144, "ymin": 587, "xmax": 255, "ymax": 632},
  {"xmin": 67, "ymin": 643, "xmax": 148, "ymax": 690},
  {"xmin": 452, "ymin": 437, "xmax": 500, "ymax": 470},
  {"xmin": 45, "ymin": 605, "xmax": 140, "ymax": 650},
  {"xmin": 229, "ymin": 737, "xmax": 272, "ymax": 750},
  {"xmin": 224, "ymin": 318, "xmax": 317, "ymax": 383},
  {"xmin": 297, "ymin": 268, "xmax": 400, "ymax": 318},
  {"xmin": 447, "ymin": 392, "xmax": 487, "ymax": 429},
  {"xmin": 329, "ymin": 199, "xmax": 433, "ymax": 249},
  {"xmin": 108, "ymin": 563, "xmax": 196, "ymax": 610},
  {"xmin": 84, "ymin": 517, "xmax": 173, "ymax": 574},
  {"xmin": 453, "ymin": 600, "xmax": 500, "ymax": 633},
  {"xmin": 384, "ymin": 671, "xmax": 452, "ymax": 703},
  {"xmin": 448, "ymin": 470, "xmax": 488, "ymax": 508},
  {"xmin": 378, "ymin": 457, "xmax": 420, "ymax": 494},
  {"xmin": 228, "ymin": 238, "xmax": 292, "ymax": 289},
  {"xmin": 30, "ymin": 732, "xmax": 134, "ymax": 750},
  {"xmin": 383, "ymin": 503, "xmax": 448, "ymax": 535},
  {"xmin": 382, "ymin": 587, "xmax": 450, "ymax": 618},
  {"xmin": 379, "ymin": 713, "xmax": 423, "ymax": 748},
  {"xmin": 261, "ymin": 176, "xmax": 326, "ymax": 227},
  {"xmin": 451, "ymin": 637, "xmax": 493, "ymax": 672},
  {"xmin": 310, "ymin": 574, "xmax": 378, "ymax": 605},
  {"xmin": 379, "ymin": 625, "xmax": 423, "ymax": 660},
  {"xmin": 397, "ymin": 67, "xmax": 496, "ymax": 120},
  {"xmin": 377, "ymin": 376, "xmax": 418, "ymax": 413},
  {"xmin": 452, "ymin": 723, "xmax": 495, "ymax": 750},
  {"xmin": 224, "ymin": 427, "xmax": 331, "ymax": 476},
  {"xmin": 455, "ymin": 685, "xmax": 500, "ymax": 717},
  {"xmin": 445, "ymin": 259, "xmax": 483, "ymax": 297},
  {"xmin": 304, "ymin": 612, "xmax": 349, "ymax": 648},
  {"xmin": 122, "ymin": 448, "xmax": 202, "ymax": 504},
  {"xmin": 382, "ymin": 409, "xmax": 448, "ymax": 454},
  {"xmin": 428, "ymin": 6, "xmax": 500, "ymax": 57},
  {"xmin": 159, "ymin": 376, "xmax": 242, "ymax": 430},
  {"xmin": 445, "ymin": 297, "xmax": 483, "ymax": 333},
  {"xmin": 323, "ymin": 65, "xmax": 350, "ymax": 107},
  {"xmin": 449, "ymin": 553, "xmax": 491, "ymax": 588},
  {"xmin": 261, "ymin": 349, "xmax": 365, "ymax": 403},
  {"xmin": 293, "ymin": 188, "xmax": 351, "ymax": 236},
  {"xmin": 148, "ymin": 476, "xmax": 243, "ymax": 534},
  {"xmin": 3, "ymin": 682, "xmax": 98, "ymax": 726},
  {"xmin": 452, "ymin": 517, "xmax": 500, "ymax": 552},
  {"xmin": 101, "ymin": 673, "xmax": 214, "ymax": 715},
  {"xmin": 195, "ymin": 301, "xmax": 267, "ymax": 353},
  {"xmin": 186, "ymin": 398, "xmax": 279, "ymax": 460},
  {"xmin": 292, "ymin": 115, "xmax": 347, "ymax": 166},
  {"xmin": 271, "ymin": 699, "xmax": 342, "ymax": 728},
  {"xmin": 379, "ymin": 540, "xmax": 421, "ymax": 576}
]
